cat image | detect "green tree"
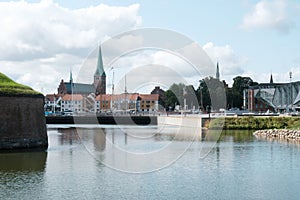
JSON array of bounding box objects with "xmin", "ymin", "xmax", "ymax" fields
[
  {"xmin": 229, "ymin": 76, "xmax": 258, "ymax": 109},
  {"xmin": 165, "ymin": 83, "xmax": 185, "ymax": 110},
  {"xmin": 197, "ymin": 77, "xmax": 226, "ymax": 111},
  {"xmin": 165, "ymin": 83, "xmax": 198, "ymax": 111}
]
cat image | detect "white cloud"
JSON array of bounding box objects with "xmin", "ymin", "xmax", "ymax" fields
[
  {"xmin": 203, "ymin": 42, "xmax": 247, "ymax": 80},
  {"xmin": 240, "ymin": 0, "xmax": 293, "ymax": 33},
  {"xmin": 0, "ymin": 1, "xmax": 141, "ymax": 94}
]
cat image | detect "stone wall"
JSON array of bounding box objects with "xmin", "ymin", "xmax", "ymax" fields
[{"xmin": 0, "ymin": 96, "xmax": 48, "ymax": 150}]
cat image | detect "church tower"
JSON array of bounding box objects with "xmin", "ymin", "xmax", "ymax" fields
[
  {"xmin": 94, "ymin": 46, "xmax": 106, "ymax": 95},
  {"xmin": 216, "ymin": 62, "xmax": 220, "ymax": 80}
]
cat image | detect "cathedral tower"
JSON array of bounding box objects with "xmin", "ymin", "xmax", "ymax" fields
[{"xmin": 94, "ymin": 46, "xmax": 106, "ymax": 94}]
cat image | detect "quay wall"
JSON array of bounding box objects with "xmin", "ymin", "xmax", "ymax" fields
[
  {"xmin": 157, "ymin": 115, "xmax": 202, "ymax": 138},
  {"xmin": 46, "ymin": 115, "xmax": 157, "ymax": 125},
  {"xmin": 158, "ymin": 115, "xmax": 202, "ymax": 127},
  {"xmin": 0, "ymin": 96, "xmax": 48, "ymax": 150}
]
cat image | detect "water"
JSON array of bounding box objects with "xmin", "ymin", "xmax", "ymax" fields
[{"xmin": 1, "ymin": 125, "xmax": 300, "ymax": 200}]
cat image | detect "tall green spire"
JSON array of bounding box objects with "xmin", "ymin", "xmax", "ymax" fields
[{"xmin": 95, "ymin": 46, "xmax": 106, "ymax": 77}]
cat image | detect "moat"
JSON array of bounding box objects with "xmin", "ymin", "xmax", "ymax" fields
[{"xmin": 1, "ymin": 125, "xmax": 300, "ymax": 200}]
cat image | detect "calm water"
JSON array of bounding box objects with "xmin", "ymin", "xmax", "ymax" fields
[{"xmin": 1, "ymin": 125, "xmax": 300, "ymax": 200}]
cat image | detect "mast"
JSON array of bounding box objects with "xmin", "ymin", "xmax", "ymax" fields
[
  {"xmin": 125, "ymin": 74, "xmax": 128, "ymax": 114},
  {"xmin": 70, "ymin": 67, "xmax": 74, "ymax": 113}
]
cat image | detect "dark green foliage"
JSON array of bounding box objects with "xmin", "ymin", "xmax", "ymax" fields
[
  {"xmin": 197, "ymin": 76, "xmax": 226, "ymax": 111},
  {"xmin": 165, "ymin": 83, "xmax": 198, "ymax": 110}
]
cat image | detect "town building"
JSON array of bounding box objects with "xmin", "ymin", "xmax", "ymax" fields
[
  {"xmin": 94, "ymin": 93, "xmax": 159, "ymax": 113},
  {"xmin": 150, "ymin": 86, "xmax": 166, "ymax": 109},
  {"xmin": 245, "ymin": 74, "xmax": 300, "ymax": 113},
  {"xmin": 61, "ymin": 94, "xmax": 84, "ymax": 113}
]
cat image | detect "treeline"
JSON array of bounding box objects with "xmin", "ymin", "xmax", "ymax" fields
[{"xmin": 165, "ymin": 76, "xmax": 258, "ymax": 111}]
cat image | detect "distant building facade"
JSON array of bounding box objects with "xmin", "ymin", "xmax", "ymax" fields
[
  {"xmin": 245, "ymin": 75, "xmax": 300, "ymax": 112},
  {"xmin": 151, "ymin": 86, "xmax": 166, "ymax": 109},
  {"xmin": 94, "ymin": 93, "xmax": 159, "ymax": 113}
]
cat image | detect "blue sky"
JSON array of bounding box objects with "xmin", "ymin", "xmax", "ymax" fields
[{"xmin": 0, "ymin": 0, "xmax": 299, "ymax": 94}]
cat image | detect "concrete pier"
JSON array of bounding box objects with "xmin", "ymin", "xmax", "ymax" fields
[{"xmin": 157, "ymin": 115, "xmax": 202, "ymax": 139}]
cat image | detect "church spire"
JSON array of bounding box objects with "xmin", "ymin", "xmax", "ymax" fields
[
  {"xmin": 69, "ymin": 67, "xmax": 73, "ymax": 83},
  {"xmin": 270, "ymin": 73, "xmax": 273, "ymax": 84},
  {"xmin": 216, "ymin": 61, "xmax": 220, "ymax": 80},
  {"xmin": 95, "ymin": 46, "xmax": 106, "ymax": 77},
  {"xmin": 94, "ymin": 45, "xmax": 106, "ymax": 94}
]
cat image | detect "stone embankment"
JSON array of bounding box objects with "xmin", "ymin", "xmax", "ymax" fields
[
  {"xmin": 0, "ymin": 72, "xmax": 48, "ymax": 151},
  {"xmin": 253, "ymin": 129, "xmax": 300, "ymax": 141}
]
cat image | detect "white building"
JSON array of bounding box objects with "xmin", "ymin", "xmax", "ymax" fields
[{"xmin": 61, "ymin": 94, "xmax": 83, "ymax": 113}]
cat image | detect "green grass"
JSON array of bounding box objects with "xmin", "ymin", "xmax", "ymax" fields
[
  {"xmin": 0, "ymin": 72, "xmax": 41, "ymax": 96},
  {"xmin": 205, "ymin": 116, "xmax": 300, "ymax": 130},
  {"xmin": 287, "ymin": 117, "xmax": 300, "ymax": 130}
]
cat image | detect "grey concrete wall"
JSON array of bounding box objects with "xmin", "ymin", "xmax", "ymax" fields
[{"xmin": 0, "ymin": 96, "xmax": 48, "ymax": 150}]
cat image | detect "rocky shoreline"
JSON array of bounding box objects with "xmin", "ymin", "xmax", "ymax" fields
[{"xmin": 253, "ymin": 129, "xmax": 300, "ymax": 141}]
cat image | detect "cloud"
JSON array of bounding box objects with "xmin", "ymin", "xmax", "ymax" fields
[
  {"xmin": 0, "ymin": 1, "xmax": 141, "ymax": 94},
  {"xmin": 240, "ymin": 0, "xmax": 293, "ymax": 33},
  {"xmin": 202, "ymin": 42, "xmax": 246, "ymax": 79}
]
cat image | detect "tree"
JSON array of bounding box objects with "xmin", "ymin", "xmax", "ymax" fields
[
  {"xmin": 229, "ymin": 76, "xmax": 258, "ymax": 109},
  {"xmin": 165, "ymin": 83, "xmax": 185, "ymax": 110},
  {"xmin": 165, "ymin": 83, "xmax": 198, "ymax": 111},
  {"xmin": 197, "ymin": 77, "xmax": 226, "ymax": 111}
]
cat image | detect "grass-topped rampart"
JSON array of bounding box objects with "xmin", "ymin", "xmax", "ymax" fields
[
  {"xmin": 206, "ymin": 116, "xmax": 300, "ymax": 130},
  {"xmin": 0, "ymin": 72, "xmax": 41, "ymax": 96}
]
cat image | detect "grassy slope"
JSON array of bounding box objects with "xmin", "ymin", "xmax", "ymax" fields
[
  {"xmin": 0, "ymin": 72, "xmax": 40, "ymax": 96},
  {"xmin": 206, "ymin": 116, "xmax": 300, "ymax": 130}
]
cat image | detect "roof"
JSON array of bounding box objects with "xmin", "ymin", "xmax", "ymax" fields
[
  {"xmin": 45, "ymin": 94, "xmax": 63, "ymax": 101},
  {"xmin": 249, "ymin": 81, "xmax": 300, "ymax": 89},
  {"xmin": 62, "ymin": 94, "xmax": 83, "ymax": 101},
  {"xmin": 95, "ymin": 46, "xmax": 106, "ymax": 77},
  {"xmin": 96, "ymin": 94, "xmax": 112, "ymax": 101},
  {"xmin": 139, "ymin": 94, "xmax": 159, "ymax": 101},
  {"xmin": 94, "ymin": 93, "xmax": 158, "ymax": 101},
  {"xmin": 65, "ymin": 82, "xmax": 95, "ymax": 94}
]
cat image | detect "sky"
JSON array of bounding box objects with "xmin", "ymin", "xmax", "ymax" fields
[{"xmin": 0, "ymin": 0, "xmax": 300, "ymax": 94}]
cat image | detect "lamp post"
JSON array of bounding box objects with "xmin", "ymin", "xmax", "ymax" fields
[
  {"xmin": 290, "ymin": 72, "xmax": 293, "ymax": 112},
  {"xmin": 199, "ymin": 80, "xmax": 203, "ymax": 111}
]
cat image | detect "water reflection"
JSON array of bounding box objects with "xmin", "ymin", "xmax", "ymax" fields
[
  {"xmin": 202, "ymin": 129, "xmax": 255, "ymax": 143},
  {"xmin": 2, "ymin": 126, "xmax": 300, "ymax": 199},
  {"xmin": 0, "ymin": 151, "xmax": 47, "ymax": 172}
]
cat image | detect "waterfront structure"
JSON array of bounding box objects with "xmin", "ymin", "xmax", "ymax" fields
[
  {"xmin": 245, "ymin": 75, "xmax": 300, "ymax": 112},
  {"xmin": 61, "ymin": 94, "xmax": 84, "ymax": 113},
  {"xmin": 45, "ymin": 94, "xmax": 62, "ymax": 112},
  {"xmin": 0, "ymin": 72, "xmax": 48, "ymax": 150},
  {"xmin": 57, "ymin": 46, "xmax": 106, "ymax": 95},
  {"xmin": 95, "ymin": 93, "xmax": 159, "ymax": 113}
]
